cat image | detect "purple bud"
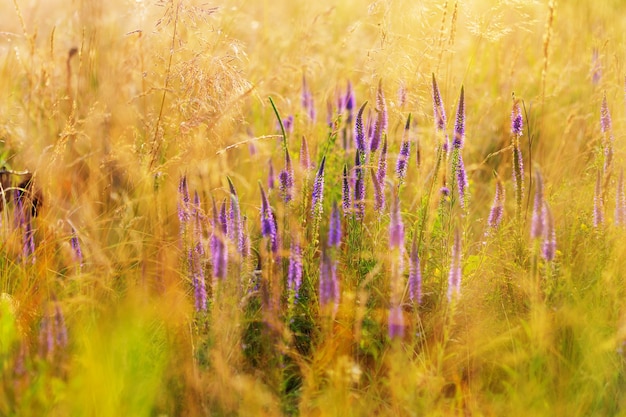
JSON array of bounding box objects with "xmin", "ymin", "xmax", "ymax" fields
[
  {"xmin": 408, "ymin": 237, "xmax": 422, "ymax": 304},
  {"xmin": 396, "ymin": 114, "xmax": 412, "ymax": 184},
  {"xmin": 541, "ymin": 202, "xmax": 556, "ymax": 262},
  {"xmin": 511, "ymin": 100, "xmax": 523, "ymax": 136},
  {"xmin": 311, "ymin": 156, "xmax": 326, "ymax": 214},
  {"xmin": 342, "ymin": 165, "xmax": 351, "ymax": 215},
  {"xmin": 447, "ymin": 229, "xmax": 462, "ymax": 303},
  {"xmin": 531, "ymin": 171, "xmax": 545, "ymax": 239},
  {"xmin": 328, "ymin": 202, "xmax": 342, "ymax": 248},
  {"xmin": 487, "ymin": 179, "xmax": 505, "ymax": 231},
  {"xmin": 354, "ymin": 102, "xmax": 368, "ymax": 152},
  {"xmin": 370, "ymin": 81, "xmax": 387, "ymax": 153},
  {"xmin": 593, "ymin": 170, "xmax": 604, "ymax": 228},
  {"xmin": 453, "ymin": 86, "xmax": 465, "ymax": 149},
  {"xmin": 388, "ymin": 304, "xmax": 404, "ymax": 339},
  {"xmin": 288, "ymin": 240, "xmax": 303, "ymax": 296}
]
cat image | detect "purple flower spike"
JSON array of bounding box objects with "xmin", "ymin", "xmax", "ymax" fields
[
  {"xmin": 311, "ymin": 156, "xmax": 326, "ymax": 214},
  {"xmin": 542, "ymin": 202, "xmax": 556, "ymax": 262},
  {"xmin": 408, "ymin": 237, "xmax": 422, "ymax": 304},
  {"xmin": 70, "ymin": 228, "xmax": 84, "ymax": 267},
  {"xmin": 453, "ymin": 86, "xmax": 465, "ymax": 149},
  {"xmin": 395, "ymin": 114, "xmax": 412, "ymax": 184},
  {"xmin": 227, "ymin": 177, "xmax": 244, "ymax": 255},
  {"xmin": 319, "ymin": 251, "xmax": 339, "ymax": 313},
  {"xmin": 354, "ymin": 102, "xmax": 368, "ymax": 153},
  {"xmin": 288, "ymin": 240, "xmax": 303, "ymax": 296},
  {"xmin": 371, "ymin": 169, "xmax": 385, "ymax": 213},
  {"xmin": 432, "ymin": 74, "xmax": 448, "ymax": 152},
  {"xmin": 600, "ymin": 92, "xmax": 612, "ymax": 134},
  {"xmin": 279, "ymin": 148, "xmax": 294, "ymax": 203},
  {"xmin": 342, "ymin": 165, "xmax": 351, "ymax": 215},
  {"xmin": 177, "ymin": 175, "xmax": 190, "ymax": 224},
  {"xmin": 531, "ymin": 171, "xmax": 545, "ymax": 239},
  {"xmin": 190, "ymin": 247, "xmax": 207, "ymax": 311},
  {"xmin": 376, "ymin": 135, "xmax": 388, "ymax": 191},
  {"xmin": 328, "ymin": 202, "xmax": 342, "ymax": 248},
  {"xmin": 300, "ymin": 136, "xmax": 311, "ymax": 171},
  {"xmin": 512, "ymin": 100, "xmax": 523, "ymax": 137},
  {"xmin": 370, "ymin": 80, "xmax": 387, "ymax": 153},
  {"xmin": 354, "ymin": 150, "xmax": 365, "ymax": 219},
  {"xmin": 345, "ymin": 81, "xmax": 356, "ymax": 123},
  {"xmin": 447, "ymin": 229, "xmax": 462, "ymax": 303},
  {"xmin": 211, "ymin": 197, "xmax": 228, "ymax": 280},
  {"xmin": 389, "ymin": 194, "xmax": 404, "ymax": 249},
  {"xmin": 259, "ymin": 183, "xmax": 279, "ymax": 254},
  {"xmin": 487, "ymin": 179, "xmax": 505, "ymax": 231},
  {"xmin": 388, "ymin": 304, "xmax": 404, "ymax": 340},
  {"xmin": 616, "ymin": 169, "xmax": 626, "ymax": 227},
  {"xmin": 456, "ymin": 153, "xmax": 467, "ymax": 209},
  {"xmin": 593, "ymin": 170, "xmax": 604, "ymax": 228}
]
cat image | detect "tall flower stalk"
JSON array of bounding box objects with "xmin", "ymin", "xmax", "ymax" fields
[
  {"xmin": 447, "ymin": 228, "xmax": 462, "ymax": 303},
  {"xmin": 511, "ymin": 99, "xmax": 525, "ymax": 220},
  {"xmin": 395, "ymin": 114, "xmax": 412, "ymax": 186}
]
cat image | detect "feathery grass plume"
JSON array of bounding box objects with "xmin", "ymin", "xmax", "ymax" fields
[
  {"xmin": 288, "ymin": 239, "xmax": 303, "ymax": 296},
  {"xmin": 395, "ymin": 114, "xmax": 412, "ymax": 185},
  {"xmin": 268, "ymin": 159, "xmax": 276, "ymax": 189},
  {"xmin": 279, "ymin": 148, "xmax": 294, "ymax": 203},
  {"xmin": 70, "ymin": 227, "xmax": 83, "ymax": 267},
  {"xmin": 531, "ymin": 170, "xmax": 545, "ymax": 239},
  {"xmin": 593, "ymin": 169, "xmax": 604, "ymax": 228},
  {"xmin": 408, "ymin": 236, "xmax": 422, "ymax": 304},
  {"xmin": 259, "ymin": 183, "xmax": 279, "ymax": 254},
  {"xmin": 542, "ymin": 201, "xmax": 556, "ymax": 262},
  {"xmin": 302, "ymin": 74, "xmax": 315, "ymax": 121},
  {"xmin": 353, "ymin": 150, "xmax": 365, "ymax": 219},
  {"xmin": 388, "ymin": 304, "xmax": 404, "ymax": 340},
  {"xmin": 311, "ymin": 156, "xmax": 326, "ymax": 216},
  {"xmin": 319, "ymin": 251, "xmax": 339, "ymax": 315},
  {"xmin": 227, "ymin": 177, "xmax": 244, "ymax": 255},
  {"xmin": 432, "ymin": 73, "xmax": 449, "ymax": 152},
  {"xmin": 370, "ymin": 80, "xmax": 387, "ymax": 153},
  {"xmin": 616, "ymin": 168, "xmax": 626, "ymax": 227},
  {"xmin": 342, "ymin": 164, "xmax": 351, "ymax": 215},
  {"xmin": 487, "ymin": 178, "xmax": 505, "ymax": 232},
  {"xmin": 300, "ymin": 136, "xmax": 311, "ymax": 171},
  {"xmin": 511, "ymin": 99, "xmax": 525, "ymax": 218},
  {"xmin": 447, "ymin": 228, "xmax": 462, "ymax": 303},
  {"xmin": 600, "ymin": 92, "xmax": 614, "ymax": 176},
  {"xmin": 210, "ymin": 197, "xmax": 228, "ymax": 281},
  {"xmin": 354, "ymin": 102, "xmax": 368, "ymax": 153},
  {"xmin": 328, "ymin": 202, "xmax": 342, "ymax": 248}
]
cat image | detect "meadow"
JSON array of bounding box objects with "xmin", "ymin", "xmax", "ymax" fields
[{"xmin": 1, "ymin": 0, "xmax": 626, "ymax": 415}]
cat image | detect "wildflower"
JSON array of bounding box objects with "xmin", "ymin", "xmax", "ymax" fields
[
  {"xmin": 487, "ymin": 179, "xmax": 505, "ymax": 232},
  {"xmin": 593, "ymin": 169, "xmax": 604, "ymax": 227},
  {"xmin": 388, "ymin": 304, "xmax": 404, "ymax": 339},
  {"xmin": 542, "ymin": 202, "xmax": 556, "ymax": 261},
  {"xmin": 268, "ymin": 159, "xmax": 275, "ymax": 190},
  {"xmin": 300, "ymin": 136, "xmax": 311, "ymax": 171},
  {"xmin": 288, "ymin": 240, "xmax": 303, "ymax": 295},
  {"xmin": 511, "ymin": 99, "xmax": 523, "ymax": 137},
  {"xmin": 319, "ymin": 251, "xmax": 339, "ymax": 313},
  {"xmin": 371, "ymin": 169, "xmax": 385, "ymax": 213},
  {"xmin": 354, "ymin": 102, "xmax": 368, "ymax": 153},
  {"xmin": 328, "ymin": 202, "xmax": 342, "ymax": 248},
  {"xmin": 345, "ymin": 81, "xmax": 356, "ymax": 124},
  {"xmin": 311, "ymin": 156, "xmax": 326, "ymax": 215},
  {"xmin": 279, "ymin": 148, "xmax": 294, "ymax": 203},
  {"xmin": 259, "ymin": 183, "xmax": 279, "ymax": 254},
  {"xmin": 395, "ymin": 114, "xmax": 411, "ymax": 185},
  {"xmin": 354, "ymin": 150, "xmax": 365, "ymax": 219},
  {"xmin": 447, "ymin": 229, "xmax": 462, "ymax": 303},
  {"xmin": 342, "ymin": 165, "xmax": 351, "ymax": 215},
  {"xmin": 432, "ymin": 74, "xmax": 448, "ymax": 152},
  {"xmin": 211, "ymin": 197, "xmax": 228, "ymax": 280},
  {"xmin": 375, "ymin": 135, "xmax": 388, "ymax": 205},
  {"xmin": 531, "ymin": 171, "xmax": 545, "ymax": 239},
  {"xmin": 227, "ymin": 177, "xmax": 245, "ymax": 255},
  {"xmin": 408, "ymin": 237, "xmax": 422, "ymax": 304},
  {"xmin": 70, "ymin": 227, "xmax": 83, "ymax": 267},
  {"xmin": 453, "ymin": 86, "xmax": 465, "ymax": 149},
  {"xmin": 189, "ymin": 247, "xmax": 207, "ymax": 311},
  {"xmin": 389, "ymin": 194, "xmax": 404, "ymax": 249},
  {"xmin": 601, "ymin": 92, "xmax": 614, "ymax": 175},
  {"xmin": 455, "ymin": 153, "xmax": 467, "ymax": 209},
  {"xmin": 177, "ymin": 175, "xmax": 190, "ymax": 224},
  {"xmin": 370, "ymin": 80, "xmax": 387, "ymax": 153}
]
